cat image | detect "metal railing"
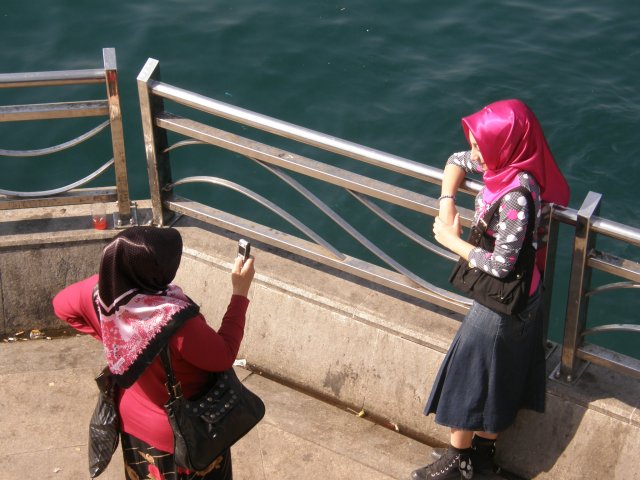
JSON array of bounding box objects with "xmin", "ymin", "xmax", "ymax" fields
[
  {"xmin": 136, "ymin": 56, "xmax": 640, "ymax": 382},
  {"xmin": 554, "ymin": 193, "xmax": 640, "ymax": 381},
  {"xmin": 136, "ymin": 57, "xmax": 482, "ymax": 314},
  {"xmin": 0, "ymin": 48, "xmax": 134, "ymax": 226}
]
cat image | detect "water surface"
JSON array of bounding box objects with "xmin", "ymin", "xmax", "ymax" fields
[{"xmin": 1, "ymin": 0, "xmax": 638, "ymax": 356}]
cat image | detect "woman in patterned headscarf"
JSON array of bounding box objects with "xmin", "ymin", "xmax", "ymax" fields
[
  {"xmin": 411, "ymin": 100, "xmax": 570, "ymax": 480},
  {"xmin": 54, "ymin": 226, "xmax": 255, "ymax": 479}
]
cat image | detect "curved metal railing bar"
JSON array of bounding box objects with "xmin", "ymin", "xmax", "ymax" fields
[
  {"xmin": 164, "ymin": 176, "xmax": 344, "ymax": 260},
  {"xmin": 250, "ymin": 158, "xmax": 464, "ymax": 296},
  {"xmin": 348, "ymin": 192, "xmax": 470, "ymax": 303},
  {"xmin": 349, "ymin": 191, "xmax": 458, "ymax": 262},
  {"xmin": 0, "ymin": 120, "xmax": 110, "ymax": 157},
  {"xmin": 582, "ymin": 324, "xmax": 640, "ymax": 336},
  {"xmin": 586, "ymin": 281, "xmax": 640, "ymax": 297},
  {"xmin": 0, "ymin": 158, "xmax": 114, "ymax": 197},
  {"xmin": 163, "ymin": 139, "xmax": 206, "ymax": 154},
  {"xmin": 158, "ymin": 134, "xmax": 468, "ymax": 302}
]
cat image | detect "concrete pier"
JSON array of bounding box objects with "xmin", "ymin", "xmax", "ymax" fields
[
  {"xmin": 1, "ymin": 203, "xmax": 639, "ymax": 479},
  {"xmin": 0, "ymin": 335, "xmax": 439, "ymax": 480}
]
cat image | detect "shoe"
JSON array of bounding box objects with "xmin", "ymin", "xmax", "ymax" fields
[
  {"xmin": 431, "ymin": 447, "xmax": 446, "ymax": 460},
  {"xmin": 411, "ymin": 446, "xmax": 473, "ymax": 479},
  {"xmin": 431, "ymin": 439, "xmax": 500, "ymax": 475}
]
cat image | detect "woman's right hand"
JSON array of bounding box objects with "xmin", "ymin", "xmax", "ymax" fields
[{"xmin": 232, "ymin": 256, "xmax": 255, "ymax": 297}]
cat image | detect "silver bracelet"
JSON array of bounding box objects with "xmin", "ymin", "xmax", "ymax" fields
[{"xmin": 438, "ymin": 194, "xmax": 455, "ymax": 201}]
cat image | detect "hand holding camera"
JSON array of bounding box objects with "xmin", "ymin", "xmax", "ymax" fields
[
  {"xmin": 237, "ymin": 239, "xmax": 251, "ymax": 264},
  {"xmin": 232, "ymin": 239, "xmax": 254, "ymax": 297}
]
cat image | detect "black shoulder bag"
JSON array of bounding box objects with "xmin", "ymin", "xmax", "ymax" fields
[
  {"xmin": 88, "ymin": 366, "xmax": 120, "ymax": 478},
  {"xmin": 160, "ymin": 348, "xmax": 266, "ymax": 472},
  {"xmin": 449, "ymin": 186, "xmax": 536, "ymax": 316},
  {"xmin": 88, "ymin": 284, "xmax": 120, "ymax": 478}
]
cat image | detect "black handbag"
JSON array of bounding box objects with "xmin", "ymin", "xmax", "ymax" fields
[
  {"xmin": 160, "ymin": 347, "xmax": 266, "ymax": 472},
  {"xmin": 449, "ymin": 187, "xmax": 536, "ymax": 316},
  {"xmin": 88, "ymin": 366, "xmax": 120, "ymax": 478}
]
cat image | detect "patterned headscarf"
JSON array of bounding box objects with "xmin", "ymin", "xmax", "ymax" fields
[
  {"xmin": 462, "ymin": 99, "xmax": 570, "ymax": 207},
  {"xmin": 97, "ymin": 226, "xmax": 199, "ymax": 388}
]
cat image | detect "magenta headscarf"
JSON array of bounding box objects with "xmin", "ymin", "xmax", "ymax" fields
[{"xmin": 462, "ymin": 99, "xmax": 570, "ymax": 207}]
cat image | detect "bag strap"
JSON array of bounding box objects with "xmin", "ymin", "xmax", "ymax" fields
[
  {"xmin": 160, "ymin": 347, "xmax": 183, "ymax": 400},
  {"xmin": 478, "ymin": 186, "xmax": 536, "ymax": 241},
  {"xmin": 477, "ymin": 198, "xmax": 502, "ymax": 231}
]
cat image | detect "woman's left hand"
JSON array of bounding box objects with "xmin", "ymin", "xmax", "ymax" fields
[
  {"xmin": 232, "ymin": 256, "xmax": 255, "ymax": 297},
  {"xmin": 433, "ymin": 213, "xmax": 462, "ymax": 247}
]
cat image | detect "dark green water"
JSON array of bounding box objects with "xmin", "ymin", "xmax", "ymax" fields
[{"xmin": 1, "ymin": 1, "xmax": 638, "ymax": 357}]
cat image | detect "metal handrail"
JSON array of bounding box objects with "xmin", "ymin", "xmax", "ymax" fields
[
  {"xmin": 591, "ymin": 217, "xmax": 640, "ymax": 246},
  {"xmin": 136, "ymin": 56, "xmax": 640, "ymax": 381},
  {"xmin": 0, "ymin": 48, "xmax": 133, "ymax": 225},
  {"xmin": 0, "ymin": 69, "xmax": 105, "ymax": 88},
  {"xmin": 145, "ymin": 75, "xmax": 483, "ymax": 197}
]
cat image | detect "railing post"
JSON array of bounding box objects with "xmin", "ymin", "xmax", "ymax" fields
[
  {"xmin": 559, "ymin": 191, "xmax": 602, "ymax": 381},
  {"xmin": 103, "ymin": 47, "xmax": 132, "ymax": 225},
  {"xmin": 540, "ymin": 203, "xmax": 560, "ymax": 346},
  {"xmin": 137, "ymin": 58, "xmax": 173, "ymax": 226}
]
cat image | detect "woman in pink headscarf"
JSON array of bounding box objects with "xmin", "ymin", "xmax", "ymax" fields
[{"xmin": 411, "ymin": 100, "xmax": 570, "ymax": 480}]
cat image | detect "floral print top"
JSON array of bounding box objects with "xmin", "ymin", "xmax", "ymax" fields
[{"xmin": 446, "ymin": 151, "xmax": 542, "ymax": 279}]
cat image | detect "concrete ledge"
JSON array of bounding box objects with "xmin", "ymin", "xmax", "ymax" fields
[{"xmin": 1, "ymin": 204, "xmax": 639, "ymax": 479}]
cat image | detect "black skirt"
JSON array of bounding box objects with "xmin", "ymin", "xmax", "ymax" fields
[{"xmin": 424, "ymin": 289, "xmax": 546, "ymax": 433}]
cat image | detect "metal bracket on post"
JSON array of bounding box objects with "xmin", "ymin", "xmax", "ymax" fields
[
  {"xmin": 113, "ymin": 201, "xmax": 139, "ymax": 228},
  {"xmin": 550, "ymin": 360, "xmax": 590, "ymax": 384}
]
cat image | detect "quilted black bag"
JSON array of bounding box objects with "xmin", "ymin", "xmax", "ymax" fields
[
  {"xmin": 88, "ymin": 366, "xmax": 120, "ymax": 478},
  {"xmin": 449, "ymin": 187, "xmax": 536, "ymax": 316},
  {"xmin": 160, "ymin": 348, "xmax": 265, "ymax": 472}
]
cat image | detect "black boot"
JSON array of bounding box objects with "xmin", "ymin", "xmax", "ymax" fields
[
  {"xmin": 471, "ymin": 435, "xmax": 500, "ymax": 474},
  {"xmin": 430, "ymin": 436, "xmax": 500, "ymax": 475},
  {"xmin": 411, "ymin": 445, "xmax": 473, "ymax": 480}
]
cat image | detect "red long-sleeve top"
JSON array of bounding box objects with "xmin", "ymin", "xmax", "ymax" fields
[{"xmin": 52, "ymin": 274, "xmax": 249, "ymax": 453}]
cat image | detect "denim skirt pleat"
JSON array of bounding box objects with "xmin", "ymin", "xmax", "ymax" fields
[{"xmin": 424, "ymin": 289, "xmax": 546, "ymax": 433}]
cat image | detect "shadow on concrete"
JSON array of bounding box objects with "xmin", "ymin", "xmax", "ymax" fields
[{"xmin": 499, "ymin": 344, "xmax": 640, "ymax": 479}]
